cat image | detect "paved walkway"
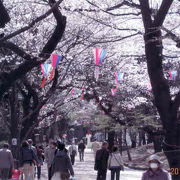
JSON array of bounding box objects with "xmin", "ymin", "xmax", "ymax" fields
[{"xmin": 36, "ymin": 149, "xmax": 143, "ymax": 180}]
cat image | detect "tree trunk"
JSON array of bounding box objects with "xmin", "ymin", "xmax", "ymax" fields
[
  {"xmin": 163, "ymin": 141, "xmax": 180, "ymax": 180},
  {"xmin": 0, "ymin": 1, "xmax": 10, "ymax": 28},
  {"xmin": 144, "ymin": 27, "xmax": 180, "ymax": 179},
  {"xmin": 108, "ymin": 131, "xmax": 115, "ymax": 152},
  {"xmin": 124, "ymin": 128, "xmax": 132, "ymax": 161},
  {"xmin": 9, "ymin": 85, "xmax": 19, "ymax": 159},
  {"xmin": 139, "ymin": 1, "xmax": 180, "ymax": 178},
  {"xmin": 129, "ymin": 128, "xmax": 137, "ymax": 148},
  {"xmin": 142, "ymin": 132, "xmax": 146, "ymax": 145},
  {"xmin": 138, "ymin": 130, "xmax": 146, "ymax": 146},
  {"xmin": 153, "ymin": 135, "xmax": 163, "ymax": 153},
  {"xmin": 147, "ymin": 133, "xmax": 153, "ymax": 144},
  {"xmin": 118, "ymin": 130, "xmax": 123, "ymax": 155}
]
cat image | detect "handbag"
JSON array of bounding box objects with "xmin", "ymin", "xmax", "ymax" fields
[{"xmin": 60, "ymin": 171, "xmax": 70, "ymax": 180}]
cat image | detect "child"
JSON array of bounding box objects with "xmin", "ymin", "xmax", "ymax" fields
[{"xmin": 12, "ymin": 169, "xmax": 22, "ymax": 180}]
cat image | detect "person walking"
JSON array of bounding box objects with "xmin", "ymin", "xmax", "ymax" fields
[
  {"xmin": 141, "ymin": 154, "xmax": 170, "ymax": 180},
  {"xmin": 19, "ymin": 141, "xmax": 39, "ymax": 180},
  {"xmin": 108, "ymin": 146, "xmax": 124, "ymax": 180},
  {"xmin": 28, "ymin": 139, "xmax": 37, "ymax": 155},
  {"xmin": 92, "ymin": 140, "xmax": 100, "ymax": 158},
  {"xmin": 94, "ymin": 141, "xmax": 109, "ymax": 180},
  {"xmin": 28, "ymin": 139, "xmax": 37, "ymax": 178},
  {"xmin": 0, "ymin": 143, "xmax": 14, "ymax": 180},
  {"xmin": 68, "ymin": 143, "xmax": 77, "ymax": 165},
  {"xmin": 51, "ymin": 143, "xmax": 74, "ymax": 180},
  {"xmin": 45, "ymin": 141, "xmax": 57, "ymax": 180},
  {"xmin": 78, "ymin": 140, "xmax": 86, "ymax": 162},
  {"xmin": 36, "ymin": 146, "xmax": 44, "ymax": 180}
]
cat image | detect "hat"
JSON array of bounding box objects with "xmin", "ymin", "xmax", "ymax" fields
[{"xmin": 148, "ymin": 154, "xmax": 162, "ymax": 164}]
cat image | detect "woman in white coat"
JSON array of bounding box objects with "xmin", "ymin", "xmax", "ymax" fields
[{"xmin": 108, "ymin": 146, "xmax": 124, "ymax": 180}]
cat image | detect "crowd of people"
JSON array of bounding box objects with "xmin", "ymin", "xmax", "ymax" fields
[
  {"xmin": 0, "ymin": 138, "xmax": 86, "ymax": 180},
  {"xmin": 0, "ymin": 138, "xmax": 170, "ymax": 180}
]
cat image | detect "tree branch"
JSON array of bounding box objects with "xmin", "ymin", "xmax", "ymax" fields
[
  {"xmin": 162, "ymin": 27, "xmax": 180, "ymax": 48},
  {"xmin": 0, "ymin": 1, "xmax": 10, "ymax": 28},
  {"xmin": 173, "ymin": 91, "xmax": 180, "ymax": 112},
  {"xmin": 0, "ymin": 0, "xmax": 64, "ymax": 43},
  {"xmin": 106, "ymin": 1, "xmax": 140, "ymax": 11},
  {"xmin": 0, "ymin": 41, "xmax": 36, "ymax": 60},
  {"xmin": 86, "ymin": 0, "xmax": 141, "ymax": 16},
  {"xmin": 139, "ymin": 0, "xmax": 152, "ymax": 30},
  {"xmin": 153, "ymin": 0, "xmax": 174, "ymax": 27},
  {"xmin": 0, "ymin": 0, "xmax": 66, "ymax": 99}
]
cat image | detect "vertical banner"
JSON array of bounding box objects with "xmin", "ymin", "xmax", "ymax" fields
[
  {"xmin": 169, "ymin": 70, "xmax": 177, "ymax": 80},
  {"xmin": 94, "ymin": 48, "xmax": 106, "ymax": 81}
]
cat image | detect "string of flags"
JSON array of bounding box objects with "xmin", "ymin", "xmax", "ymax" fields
[{"xmin": 40, "ymin": 51, "xmax": 178, "ymax": 103}]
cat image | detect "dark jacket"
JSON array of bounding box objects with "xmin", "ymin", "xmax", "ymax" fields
[
  {"xmin": 78, "ymin": 143, "xmax": 86, "ymax": 152},
  {"xmin": 94, "ymin": 148, "xmax": 109, "ymax": 171},
  {"xmin": 142, "ymin": 168, "xmax": 169, "ymax": 180},
  {"xmin": 19, "ymin": 147, "xmax": 39, "ymax": 166},
  {"xmin": 51, "ymin": 150, "xmax": 74, "ymax": 177}
]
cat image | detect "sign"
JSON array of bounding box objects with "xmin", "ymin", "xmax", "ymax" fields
[{"xmin": 12, "ymin": 138, "xmax": 17, "ymax": 146}]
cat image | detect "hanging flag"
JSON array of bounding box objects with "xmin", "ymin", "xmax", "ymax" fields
[
  {"xmin": 98, "ymin": 96, "xmax": 102, "ymax": 104},
  {"xmin": 115, "ymin": 72, "xmax": 124, "ymax": 84},
  {"xmin": 41, "ymin": 63, "xmax": 52, "ymax": 88},
  {"xmin": 81, "ymin": 88, "xmax": 85, "ymax": 100},
  {"xmin": 169, "ymin": 70, "xmax": 177, "ymax": 80},
  {"xmin": 93, "ymin": 48, "xmax": 106, "ymax": 81},
  {"xmin": 71, "ymin": 89, "xmax": 75, "ymax": 95},
  {"xmin": 72, "ymin": 89, "xmax": 78, "ymax": 95},
  {"xmin": 111, "ymin": 88, "xmax": 117, "ymax": 96},
  {"xmin": 49, "ymin": 54, "xmax": 62, "ymax": 80}
]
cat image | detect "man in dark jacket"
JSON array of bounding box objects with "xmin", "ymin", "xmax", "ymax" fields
[
  {"xmin": 78, "ymin": 140, "xmax": 86, "ymax": 161},
  {"xmin": 51, "ymin": 143, "xmax": 74, "ymax": 179},
  {"xmin": 19, "ymin": 141, "xmax": 39, "ymax": 180},
  {"xmin": 94, "ymin": 141, "xmax": 109, "ymax": 180}
]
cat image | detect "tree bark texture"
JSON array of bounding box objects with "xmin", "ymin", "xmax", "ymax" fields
[{"xmin": 139, "ymin": 0, "xmax": 180, "ymax": 179}]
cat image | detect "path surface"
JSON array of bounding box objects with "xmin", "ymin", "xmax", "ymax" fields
[{"xmin": 36, "ymin": 149, "xmax": 144, "ymax": 180}]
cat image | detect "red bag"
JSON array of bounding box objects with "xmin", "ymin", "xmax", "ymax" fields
[{"xmin": 12, "ymin": 169, "xmax": 21, "ymax": 180}]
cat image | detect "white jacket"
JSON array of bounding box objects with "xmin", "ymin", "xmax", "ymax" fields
[
  {"xmin": 108, "ymin": 152, "xmax": 124, "ymax": 167},
  {"xmin": 69, "ymin": 145, "xmax": 77, "ymax": 155}
]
